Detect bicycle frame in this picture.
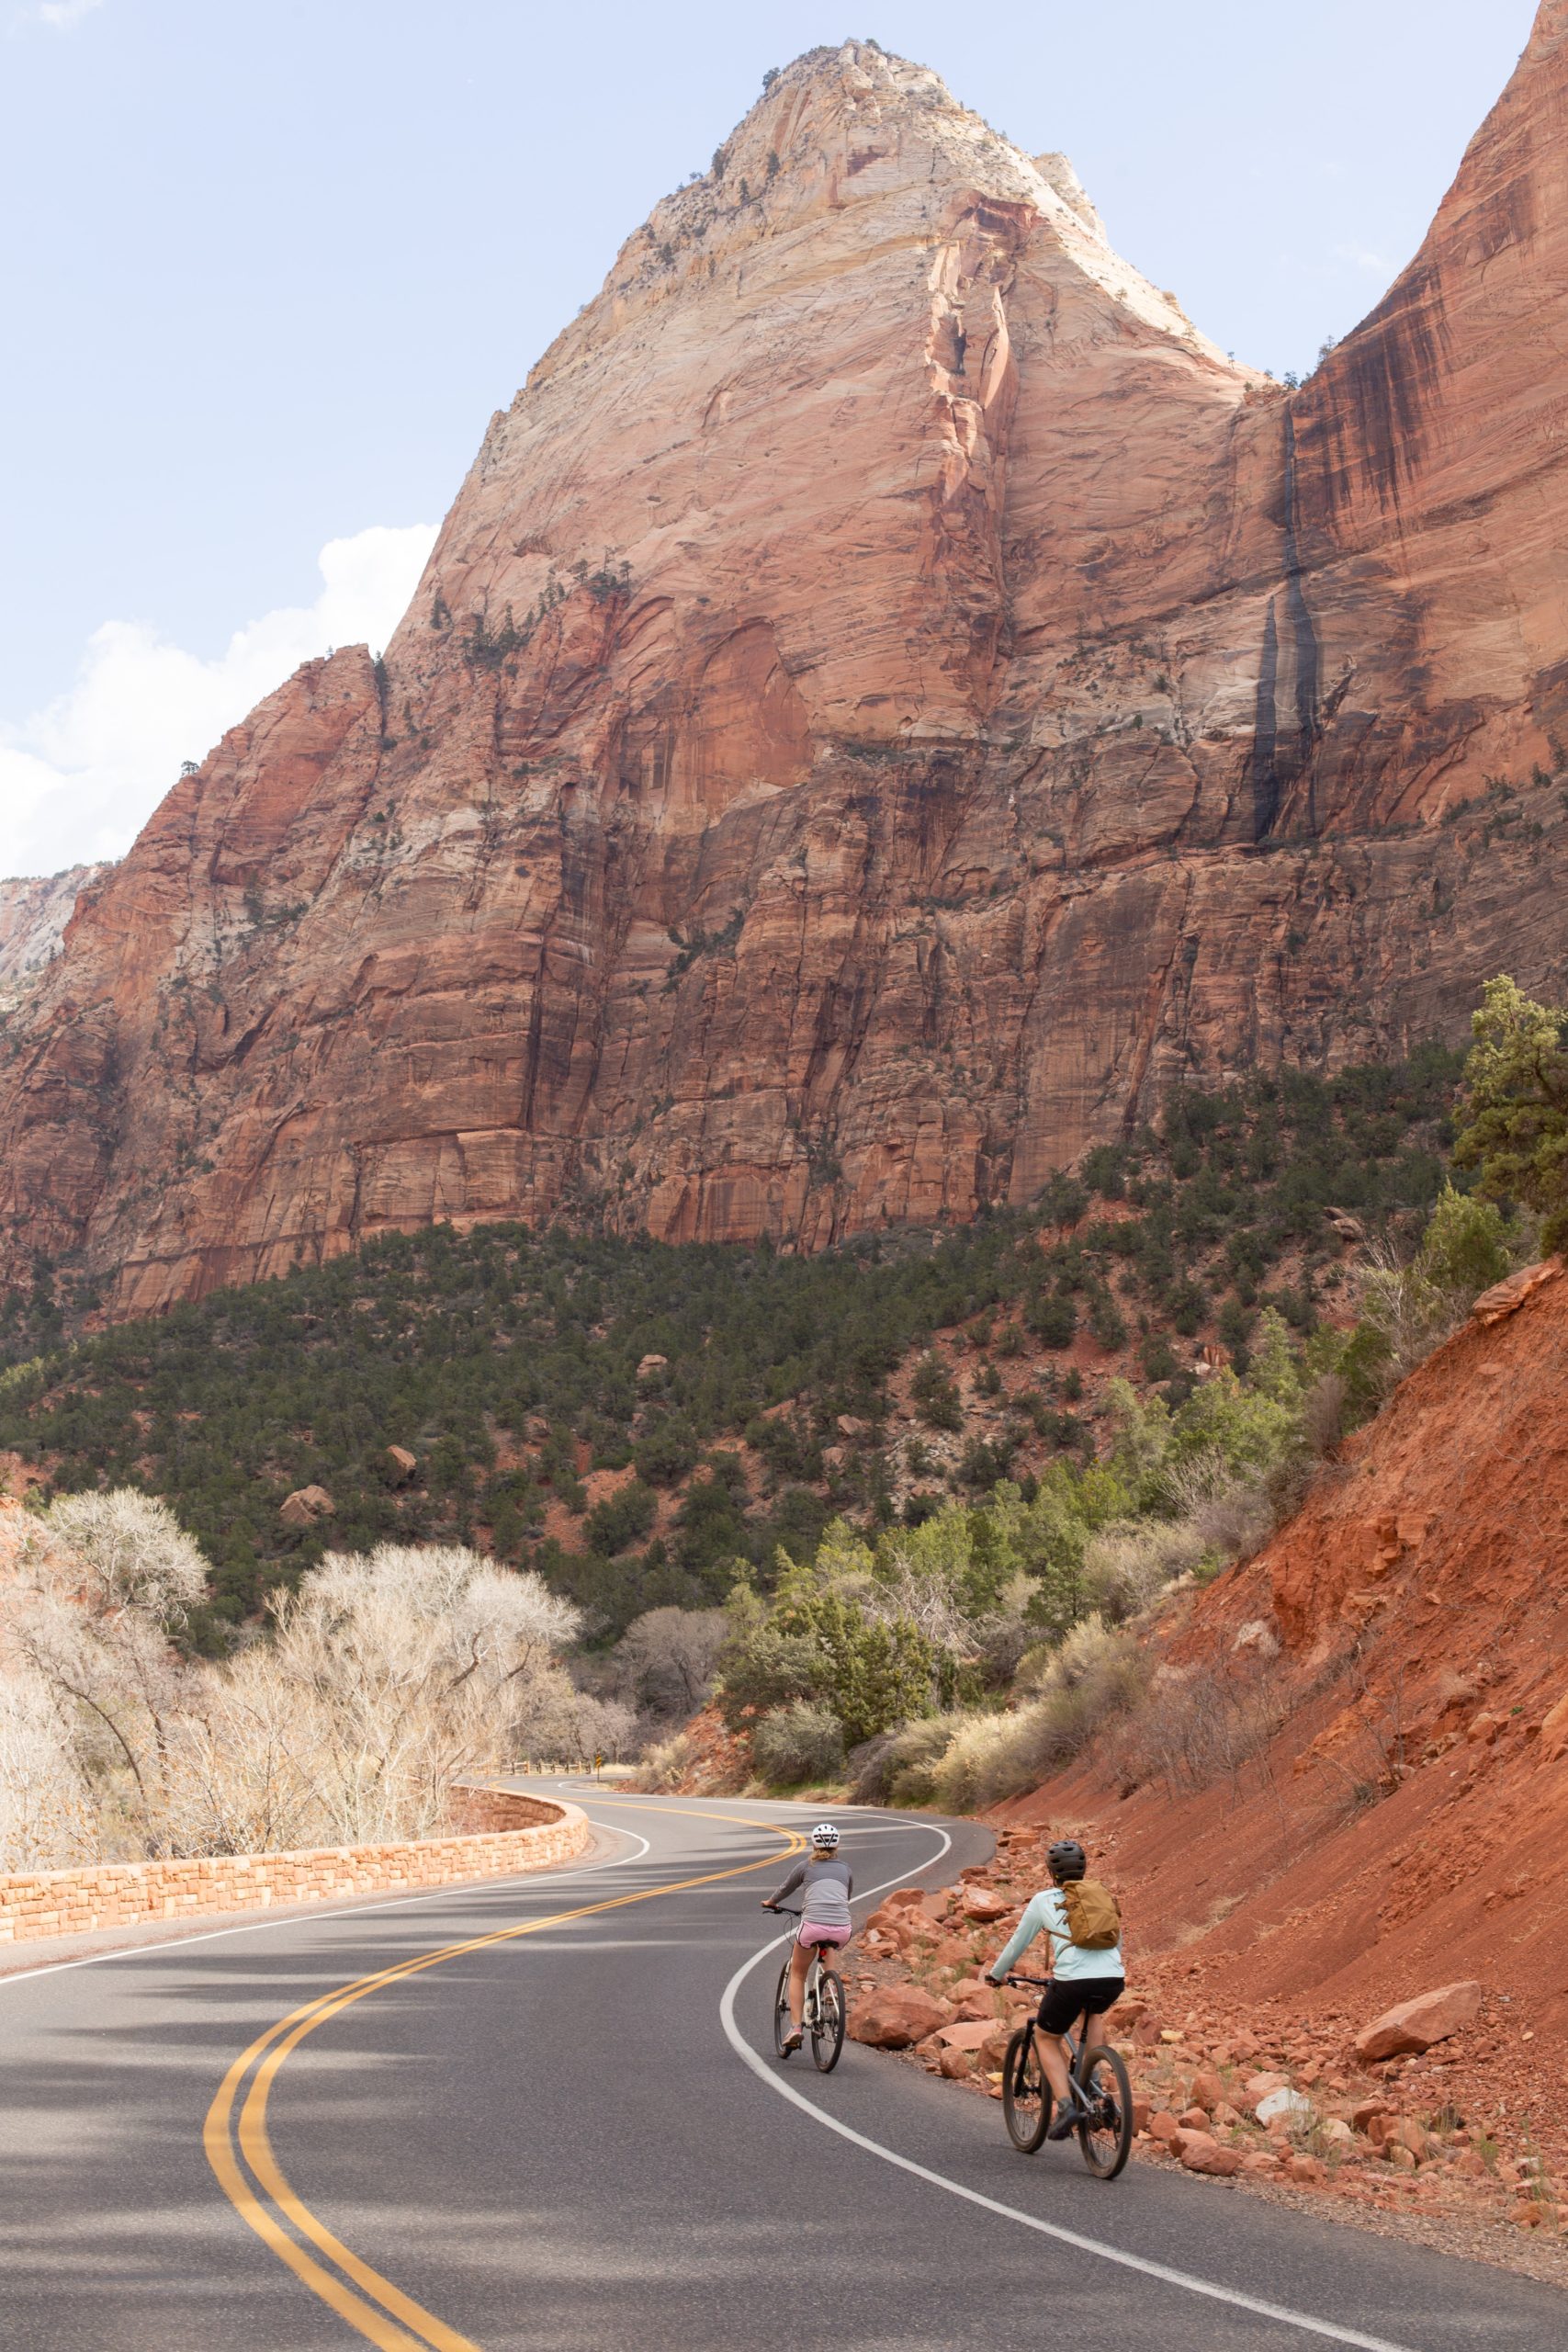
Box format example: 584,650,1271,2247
765,1905,832,2020
1007,1973,1100,2090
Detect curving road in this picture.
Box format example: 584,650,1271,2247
1,1792,1563,2351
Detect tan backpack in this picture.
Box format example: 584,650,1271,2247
1060,1878,1121,1950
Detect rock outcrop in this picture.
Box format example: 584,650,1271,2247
0,865,108,1003
5,17,1568,1308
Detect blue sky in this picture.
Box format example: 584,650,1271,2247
0,0,1540,876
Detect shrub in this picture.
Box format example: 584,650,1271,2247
636,1731,694,1792
930,1618,1145,1808
1089,1290,1128,1351
1027,1294,1077,1348
632,1418,699,1487
583,1479,658,1556
1110,1655,1285,1800
911,1353,963,1431
1353,1179,1519,1403
1081,1519,1206,1620
847,1715,958,1804
751,1701,844,1786
1417,1180,1513,1296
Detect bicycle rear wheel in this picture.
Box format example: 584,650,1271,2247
773,1960,795,2060
1002,2027,1052,2152
811,1969,846,2072
1076,2046,1133,2178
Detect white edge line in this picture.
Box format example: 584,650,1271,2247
718,1815,1421,2352
0,1828,653,1987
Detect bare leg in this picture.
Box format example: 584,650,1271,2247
1033,2030,1074,2103
787,1941,812,2032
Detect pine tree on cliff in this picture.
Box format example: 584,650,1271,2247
1453,977,1568,1255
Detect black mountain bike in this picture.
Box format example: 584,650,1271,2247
764,1906,846,2073
1000,1973,1133,2179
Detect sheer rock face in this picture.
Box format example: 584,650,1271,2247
0,865,108,1001
5,18,1568,1311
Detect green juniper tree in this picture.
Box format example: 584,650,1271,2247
1453,976,1568,1254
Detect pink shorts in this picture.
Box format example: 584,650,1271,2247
799,1921,852,1949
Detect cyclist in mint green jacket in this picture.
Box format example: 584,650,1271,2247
987,1838,1124,2140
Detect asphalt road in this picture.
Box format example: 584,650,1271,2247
2,1792,1563,2351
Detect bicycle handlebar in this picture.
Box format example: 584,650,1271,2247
766,1905,802,1917
1006,1972,1050,1986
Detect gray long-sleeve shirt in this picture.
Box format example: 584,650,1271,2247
768,1856,853,1929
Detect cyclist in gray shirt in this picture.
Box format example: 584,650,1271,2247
763,1824,853,2052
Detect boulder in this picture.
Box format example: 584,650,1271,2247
847,1985,952,2049
1256,2086,1315,2129
1178,2106,1212,2132
1242,2073,1289,2102
1287,2154,1327,2185
950,1992,998,2023
938,2045,975,2079
1173,2131,1244,2177
933,2020,996,2052
1353,1983,1483,2063
1540,1690,1568,1761
960,1884,1010,1925
636,1353,669,1381
1188,2069,1226,2111
279,1484,334,1526
1146,2109,1180,2144
385,1443,417,1480
1471,1258,1562,1326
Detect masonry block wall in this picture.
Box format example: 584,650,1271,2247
0,1787,589,1946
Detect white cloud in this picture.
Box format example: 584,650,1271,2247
0,523,436,881
1336,241,1393,277
25,0,106,26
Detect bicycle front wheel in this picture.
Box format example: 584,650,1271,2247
773,1960,795,2060
811,1970,845,2073
1077,2045,1133,2178
1002,2027,1052,2152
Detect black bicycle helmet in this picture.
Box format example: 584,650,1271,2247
1047,1838,1088,1881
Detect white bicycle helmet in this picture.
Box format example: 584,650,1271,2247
809,1822,840,1849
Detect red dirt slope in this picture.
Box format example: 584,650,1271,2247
1000,1261,1568,2161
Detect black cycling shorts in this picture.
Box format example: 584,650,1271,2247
1036,1976,1124,2037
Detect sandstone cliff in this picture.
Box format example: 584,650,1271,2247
5,17,1568,1310
0,865,108,1005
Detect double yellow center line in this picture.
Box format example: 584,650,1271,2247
203,1804,803,2351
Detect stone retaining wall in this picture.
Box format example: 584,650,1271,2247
0,1785,588,1946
